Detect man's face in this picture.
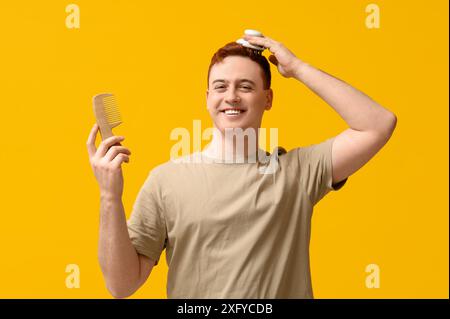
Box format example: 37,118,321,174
206,56,273,133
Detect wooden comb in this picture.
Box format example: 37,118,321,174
92,93,122,141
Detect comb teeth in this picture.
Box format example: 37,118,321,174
102,95,122,125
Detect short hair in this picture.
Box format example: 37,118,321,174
207,41,271,90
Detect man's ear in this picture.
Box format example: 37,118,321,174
205,89,209,109
265,88,273,110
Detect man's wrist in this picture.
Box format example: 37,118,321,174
293,59,310,82
100,192,122,204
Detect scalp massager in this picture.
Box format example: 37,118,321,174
236,29,265,51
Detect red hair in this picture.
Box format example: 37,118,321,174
207,42,271,90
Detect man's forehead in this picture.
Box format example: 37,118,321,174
209,57,262,83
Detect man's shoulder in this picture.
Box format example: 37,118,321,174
287,138,334,158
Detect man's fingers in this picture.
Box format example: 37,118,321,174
97,135,126,158
244,35,271,47
86,123,99,158
104,146,132,162
244,35,280,53
111,153,130,169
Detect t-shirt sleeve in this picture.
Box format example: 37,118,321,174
127,169,167,266
296,137,348,206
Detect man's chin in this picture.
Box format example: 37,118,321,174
212,117,259,134
216,123,256,134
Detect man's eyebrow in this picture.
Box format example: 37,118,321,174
212,79,256,85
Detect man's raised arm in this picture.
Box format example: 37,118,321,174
243,34,397,184
292,62,397,184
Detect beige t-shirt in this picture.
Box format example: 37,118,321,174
126,137,347,298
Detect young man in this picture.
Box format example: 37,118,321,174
87,33,397,299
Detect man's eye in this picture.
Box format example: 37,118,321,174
214,86,251,90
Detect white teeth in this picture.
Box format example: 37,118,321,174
224,109,242,115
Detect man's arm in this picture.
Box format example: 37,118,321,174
293,62,397,184
87,124,155,298
242,34,397,184
98,197,155,298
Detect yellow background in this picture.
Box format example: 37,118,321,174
0,0,448,298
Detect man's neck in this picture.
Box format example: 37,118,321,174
203,127,262,162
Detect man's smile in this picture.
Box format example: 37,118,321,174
221,111,246,117
220,108,247,116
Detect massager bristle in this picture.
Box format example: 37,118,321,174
92,93,123,140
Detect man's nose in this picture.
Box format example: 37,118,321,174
225,89,241,105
